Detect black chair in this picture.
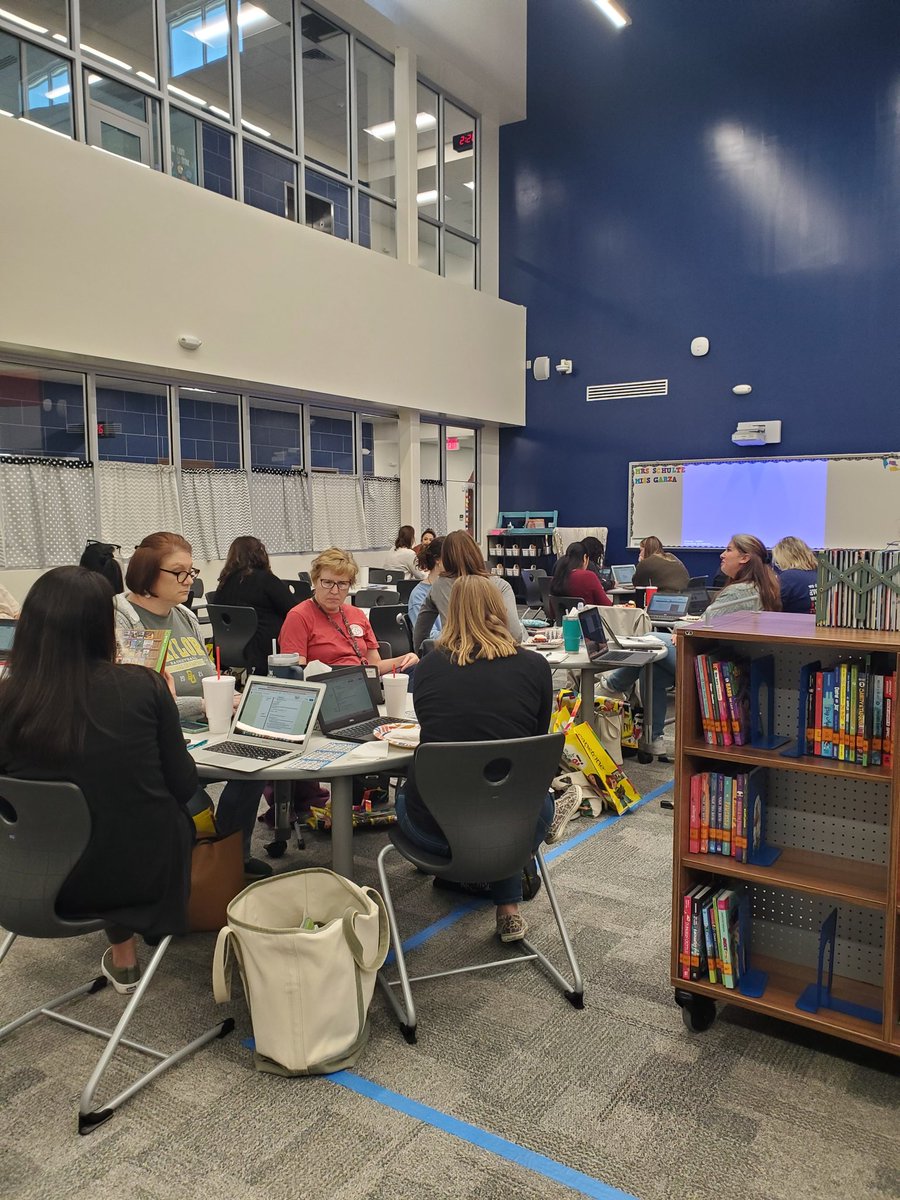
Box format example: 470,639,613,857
521,568,546,610
205,589,217,604
538,575,555,621
206,604,258,669
368,568,405,586
549,594,582,622
0,776,231,1134
687,575,707,588
297,571,311,585
280,579,311,603
376,639,392,660
369,605,413,656
376,734,583,1043
419,638,436,656
354,588,401,608
185,576,204,611
395,578,418,605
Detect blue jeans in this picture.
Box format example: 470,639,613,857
215,780,267,859
604,632,676,740
395,790,554,906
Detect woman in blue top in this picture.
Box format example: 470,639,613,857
772,536,818,614
407,536,444,640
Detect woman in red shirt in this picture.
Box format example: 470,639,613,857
549,542,612,609
280,547,417,674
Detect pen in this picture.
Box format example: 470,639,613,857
190,739,209,750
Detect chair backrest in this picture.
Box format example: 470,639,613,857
550,594,581,621
419,638,436,656
538,575,555,620
206,604,259,668
687,575,707,588
280,579,311,603
377,640,392,660
395,578,418,604
521,568,546,607
0,776,107,939
407,734,565,882
369,568,404,585
297,571,312,584
368,605,413,655
191,577,205,599
354,588,401,608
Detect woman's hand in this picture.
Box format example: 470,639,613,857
388,652,418,673
162,666,178,700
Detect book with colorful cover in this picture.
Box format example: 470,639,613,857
690,885,712,981
804,667,817,754
681,885,703,980
813,670,824,756
871,672,884,766
856,659,869,765
116,627,171,673
745,767,766,862
884,674,894,768
721,659,750,745
821,669,834,757
711,660,733,747
716,888,742,990
689,774,701,855
694,656,716,744
848,663,859,761
700,895,719,984
699,772,710,854
733,772,747,862
721,774,733,858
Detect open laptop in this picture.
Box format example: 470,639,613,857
577,606,659,666
315,664,387,743
646,592,692,626
190,676,326,773
610,564,636,587
0,618,15,665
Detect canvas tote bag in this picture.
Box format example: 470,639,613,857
212,868,389,1075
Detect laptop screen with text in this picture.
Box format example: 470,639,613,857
647,593,690,618
234,679,322,742
317,666,379,731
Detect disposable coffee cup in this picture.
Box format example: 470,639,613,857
382,673,410,720
202,675,236,734
268,652,301,679
644,586,658,605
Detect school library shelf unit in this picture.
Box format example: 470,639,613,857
486,510,558,600
671,611,900,1056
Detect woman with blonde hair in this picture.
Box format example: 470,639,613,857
631,535,690,593
399,575,579,943
771,535,818,614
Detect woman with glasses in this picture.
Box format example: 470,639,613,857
279,547,418,674
114,532,272,878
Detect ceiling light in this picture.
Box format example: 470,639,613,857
87,74,102,84
44,84,71,100
80,44,133,71
0,7,47,33
208,105,230,119
416,189,438,205
136,70,156,84
365,112,437,141
188,3,277,46
168,84,207,106
241,118,271,137
590,0,631,29
51,33,67,43
464,180,475,190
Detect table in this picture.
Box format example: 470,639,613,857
194,728,413,880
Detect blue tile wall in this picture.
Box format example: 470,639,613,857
97,386,169,464
0,380,85,458
310,414,353,473
180,395,240,467
244,143,294,218
306,169,351,240
202,124,233,197
358,192,371,247
250,405,302,469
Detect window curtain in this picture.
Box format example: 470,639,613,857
250,470,313,554
310,473,366,550
181,468,252,561
361,476,401,548
420,480,447,536
96,461,181,555
0,457,97,569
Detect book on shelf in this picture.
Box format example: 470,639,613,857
680,883,749,990
687,767,765,864
693,654,750,746
798,658,894,766
116,627,171,673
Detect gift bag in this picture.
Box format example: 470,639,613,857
212,868,389,1075
552,703,642,815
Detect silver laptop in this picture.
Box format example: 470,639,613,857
191,676,326,773
577,607,659,666
610,564,636,587
0,617,15,665
646,592,691,625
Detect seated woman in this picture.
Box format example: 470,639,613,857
214,535,295,673
0,566,196,994
601,534,781,756
383,526,425,580
398,575,577,943
114,532,271,878
279,547,418,674
581,535,606,581
407,536,444,641
549,541,612,610
772,536,818,614
412,530,524,652
413,528,437,559
631,536,690,593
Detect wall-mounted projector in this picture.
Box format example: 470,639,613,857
732,420,781,448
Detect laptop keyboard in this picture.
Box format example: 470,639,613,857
595,649,644,663
333,715,384,740
205,741,288,760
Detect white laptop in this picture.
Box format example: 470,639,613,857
610,564,636,587
190,675,326,773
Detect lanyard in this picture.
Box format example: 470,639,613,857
314,599,367,663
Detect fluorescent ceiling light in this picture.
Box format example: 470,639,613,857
136,70,156,84
590,0,631,29
87,73,102,84
52,33,68,43
208,105,230,119
80,43,133,71
188,3,277,46
464,180,475,190
416,189,438,205
365,112,437,141
168,83,207,106
0,7,47,34
20,118,70,138
44,84,71,100
241,118,271,137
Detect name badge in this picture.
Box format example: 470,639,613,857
349,623,365,638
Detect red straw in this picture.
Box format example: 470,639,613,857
215,646,221,680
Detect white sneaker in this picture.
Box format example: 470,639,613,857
647,733,675,759
545,783,584,843
595,673,627,701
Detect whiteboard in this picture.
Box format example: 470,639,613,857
628,454,900,550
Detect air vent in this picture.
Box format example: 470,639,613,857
586,379,668,401
302,47,335,62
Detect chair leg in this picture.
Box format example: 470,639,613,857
375,843,417,1042
519,847,584,1007
0,929,17,968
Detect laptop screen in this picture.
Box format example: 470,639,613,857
647,593,690,618
234,679,322,743
317,666,378,731
611,564,635,586
577,607,609,659
0,618,15,658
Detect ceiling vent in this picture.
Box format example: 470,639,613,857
585,379,668,402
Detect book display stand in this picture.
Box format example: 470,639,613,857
671,611,900,1055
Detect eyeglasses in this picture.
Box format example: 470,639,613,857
317,578,351,593
159,567,200,584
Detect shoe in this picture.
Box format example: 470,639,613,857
496,911,528,943
545,782,584,844
647,733,675,759
243,857,274,879
432,877,491,896
101,948,141,995
595,673,628,701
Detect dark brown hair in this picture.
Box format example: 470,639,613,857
394,525,416,550
218,535,271,586
125,532,192,597
417,536,444,572
440,530,488,578
725,533,782,611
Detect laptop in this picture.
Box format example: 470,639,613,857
577,607,660,666
306,662,383,708
610,564,636,587
0,618,15,665
190,676,326,773
646,592,691,625
315,664,387,743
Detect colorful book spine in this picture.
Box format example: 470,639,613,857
721,775,732,858
856,661,868,766
701,897,719,984
716,889,737,990
813,670,824,756
690,886,711,982
821,670,834,757
805,668,816,754
694,656,716,744
711,661,733,747
884,674,894,768
681,887,698,980
699,772,710,854
733,772,746,861
689,774,701,855
871,672,884,766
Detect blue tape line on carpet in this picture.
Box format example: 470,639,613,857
331,1071,638,1200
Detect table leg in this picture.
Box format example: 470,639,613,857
638,663,654,755
272,779,292,837
330,776,354,880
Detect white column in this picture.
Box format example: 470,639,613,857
479,424,500,547
398,410,421,534
394,46,418,268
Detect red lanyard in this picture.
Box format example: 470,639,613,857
315,600,367,663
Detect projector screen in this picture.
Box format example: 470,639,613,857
628,454,900,549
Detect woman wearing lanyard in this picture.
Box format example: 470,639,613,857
279,547,418,674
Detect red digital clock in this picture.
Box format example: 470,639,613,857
452,130,474,153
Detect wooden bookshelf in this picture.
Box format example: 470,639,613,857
670,612,900,1055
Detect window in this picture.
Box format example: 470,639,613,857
170,105,233,195
79,0,157,84
178,387,240,468
415,82,438,218
300,5,348,176
305,168,350,239
420,422,441,480
309,406,354,474
359,194,396,258
85,71,161,169
0,31,73,136
355,41,394,200
0,361,85,459
243,141,295,218
249,397,302,469
238,0,293,151
165,0,231,116
416,81,479,286
0,2,67,43
417,219,438,274
96,377,170,464
445,424,476,536
443,100,475,236
359,414,398,478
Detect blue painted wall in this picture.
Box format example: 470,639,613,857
499,0,900,577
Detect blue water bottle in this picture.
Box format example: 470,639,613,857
562,613,581,653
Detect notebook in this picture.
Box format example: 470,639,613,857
577,607,659,666
0,618,15,664
610,564,636,586
314,664,386,743
646,592,691,623
190,676,326,773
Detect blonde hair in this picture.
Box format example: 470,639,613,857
310,547,359,587
772,536,818,572
437,575,518,666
